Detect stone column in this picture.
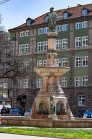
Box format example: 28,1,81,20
46,32,58,67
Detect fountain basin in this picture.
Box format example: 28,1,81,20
34,66,70,77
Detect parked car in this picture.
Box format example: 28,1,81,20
83,110,92,118
10,107,24,116
1,107,10,114
24,109,31,116
72,113,78,117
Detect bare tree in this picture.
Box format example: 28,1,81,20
0,30,27,80
0,0,10,5
0,12,27,107
0,30,29,107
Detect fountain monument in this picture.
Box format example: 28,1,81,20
29,7,74,120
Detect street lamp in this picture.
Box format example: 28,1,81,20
20,98,26,112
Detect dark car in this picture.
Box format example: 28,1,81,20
10,107,24,116
1,107,10,114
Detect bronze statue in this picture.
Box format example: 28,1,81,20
48,7,56,32
38,102,48,115
50,103,55,114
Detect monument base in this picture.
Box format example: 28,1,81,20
48,114,58,120
28,94,74,120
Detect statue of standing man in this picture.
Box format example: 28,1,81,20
48,7,56,32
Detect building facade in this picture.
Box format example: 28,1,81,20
9,4,92,116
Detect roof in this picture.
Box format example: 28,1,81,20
9,3,92,31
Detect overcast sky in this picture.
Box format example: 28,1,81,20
0,0,92,31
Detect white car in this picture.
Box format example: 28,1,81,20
24,109,31,116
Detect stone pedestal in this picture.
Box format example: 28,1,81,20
48,114,58,120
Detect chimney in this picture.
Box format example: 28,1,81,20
77,4,81,6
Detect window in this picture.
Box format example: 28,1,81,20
56,40,61,49
25,30,29,36
24,79,28,88
0,84,2,88
43,60,46,66
19,44,29,54
75,57,81,67
3,93,8,98
62,58,67,67
36,79,42,88
62,39,68,49
75,77,81,87
75,22,81,29
37,42,43,51
0,93,2,98
62,24,67,31
27,20,31,26
57,59,61,66
20,31,24,37
19,45,24,54
78,95,85,106
63,13,68,19
37,60,46,66
43,41,48,51
75,37,81,47
62,77,67,87
24,62,29,70
37,60,42,66
38,28,43,34
82,76,88,86
18,80,23,88
44,27,48,33
82,21,88,28
0,92,8,99
25,44,29,53
45,16,48,22
57,25,62,32
18,79,29,88
82,56,88,67
82,36,88,47
82,9,87,16
3,83,8,88
76,21,88,29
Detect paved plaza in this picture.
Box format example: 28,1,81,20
0,133,61,139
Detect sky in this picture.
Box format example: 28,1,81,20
0,0,92,31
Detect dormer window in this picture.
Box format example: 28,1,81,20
45,16,48,22
63,13,68,19
82,9,87,16
26,18,31,26
27,20,31,26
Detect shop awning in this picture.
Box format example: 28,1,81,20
17,95,26,101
